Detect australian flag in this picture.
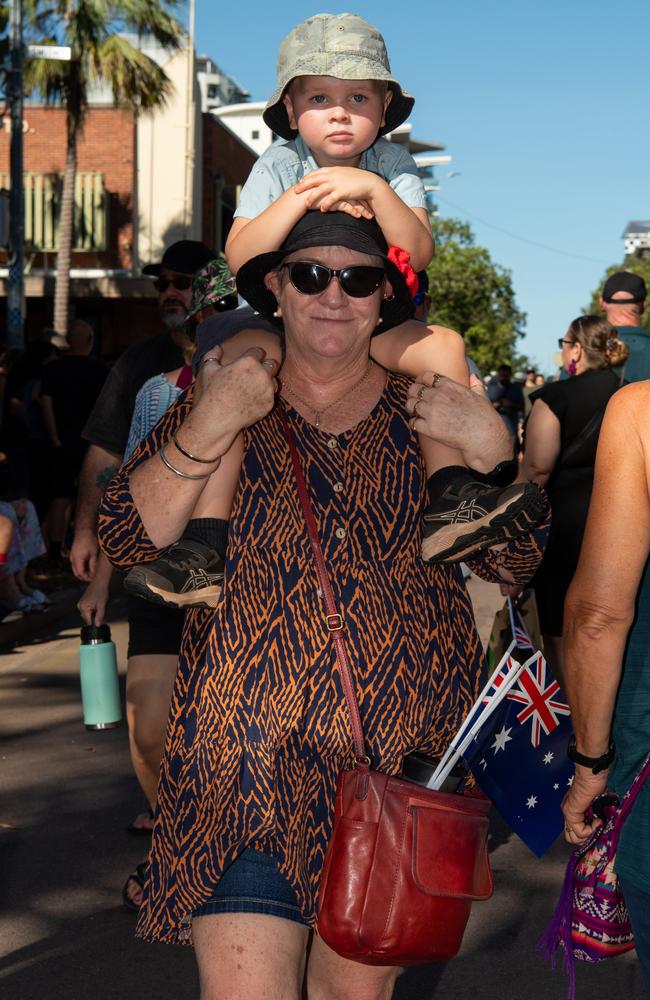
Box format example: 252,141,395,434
507,596,535,653
463,651,573,857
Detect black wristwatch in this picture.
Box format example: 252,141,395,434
567,735,615,774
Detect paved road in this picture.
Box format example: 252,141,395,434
0,581,642,999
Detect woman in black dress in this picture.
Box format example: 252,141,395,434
519,315,628,682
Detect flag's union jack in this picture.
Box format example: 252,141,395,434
482,654,518,706
506,652,570,747
512,612,534,651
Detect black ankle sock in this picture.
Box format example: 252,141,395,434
426,466,472,504
185,518,228,557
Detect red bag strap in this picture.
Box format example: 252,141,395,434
175,364,193,389
277,402,368,764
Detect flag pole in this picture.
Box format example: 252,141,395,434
425,639,517,789
506,595,518,641
427,654,526,789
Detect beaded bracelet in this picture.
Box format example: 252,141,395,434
160,443,212,480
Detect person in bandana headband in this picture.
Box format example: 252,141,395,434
187,258,238,323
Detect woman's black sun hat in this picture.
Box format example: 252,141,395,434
236,212,414,331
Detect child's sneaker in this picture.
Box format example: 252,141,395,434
422,477,547,563
124,538,224,609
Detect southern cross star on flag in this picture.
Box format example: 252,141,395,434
462,651,573,857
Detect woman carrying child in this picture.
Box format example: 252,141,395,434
128,13,545,611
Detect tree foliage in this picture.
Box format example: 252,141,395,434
425,217,529,374
22,0,184,332
588,257,650,327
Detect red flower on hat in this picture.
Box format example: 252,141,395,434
387,246,419,298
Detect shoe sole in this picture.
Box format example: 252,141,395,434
422,484,546,563
124,567,222,609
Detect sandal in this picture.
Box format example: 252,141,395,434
122,860,148,912
126,809,154,836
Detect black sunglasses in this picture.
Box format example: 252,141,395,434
557,338,574,348
280,261,385,298
154,275,193,293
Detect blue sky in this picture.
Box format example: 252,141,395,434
194,0,649,371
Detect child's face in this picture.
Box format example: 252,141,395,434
283,76,392,167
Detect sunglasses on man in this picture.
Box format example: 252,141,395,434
154,275,193,293
280,261,385,298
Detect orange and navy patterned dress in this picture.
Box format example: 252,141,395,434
99,374,547,944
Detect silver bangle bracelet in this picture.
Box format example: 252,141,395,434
173,432,222,465
159,443,212,480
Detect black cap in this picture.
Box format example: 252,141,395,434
142,240,215,277
602,271,647,304
80,623,112,644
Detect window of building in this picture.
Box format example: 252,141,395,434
251,129,259,140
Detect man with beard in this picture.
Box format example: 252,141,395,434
70,240,214,581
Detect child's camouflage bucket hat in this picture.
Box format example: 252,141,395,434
188,259,236,317
263,13,414,142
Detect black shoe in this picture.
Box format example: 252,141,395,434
124,537,225,608
422,479,547,563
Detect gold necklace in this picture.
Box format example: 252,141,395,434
281,361,374,429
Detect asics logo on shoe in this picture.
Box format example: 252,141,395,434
424,498,489,525
180,567,225,593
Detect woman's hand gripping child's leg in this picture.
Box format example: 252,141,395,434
371,320,546,563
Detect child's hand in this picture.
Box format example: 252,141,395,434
294,167,380,218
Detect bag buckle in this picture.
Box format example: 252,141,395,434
326,612,344,632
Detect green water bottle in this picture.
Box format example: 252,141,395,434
79,622,121,730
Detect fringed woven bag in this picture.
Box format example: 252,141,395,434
537,751,650,999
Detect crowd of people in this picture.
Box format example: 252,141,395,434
3,10,650,998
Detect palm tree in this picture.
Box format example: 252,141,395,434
23,0,183,333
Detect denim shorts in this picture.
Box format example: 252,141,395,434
191,847,307,926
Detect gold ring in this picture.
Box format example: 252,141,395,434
431,372,442,387
200,355,221,367
416,385,426,403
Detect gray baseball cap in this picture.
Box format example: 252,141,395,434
263,13,414,142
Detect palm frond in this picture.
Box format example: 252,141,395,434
23,0,182,116
113,0,183,50
94,34,175,109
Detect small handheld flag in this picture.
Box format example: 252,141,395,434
462,652,573,857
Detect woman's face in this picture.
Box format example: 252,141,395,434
561,330,577,374
265,245,385,363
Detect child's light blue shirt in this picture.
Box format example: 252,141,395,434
235,135,427,220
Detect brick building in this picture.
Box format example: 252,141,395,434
0,43,256,355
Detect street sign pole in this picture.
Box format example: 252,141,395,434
7,0,25,350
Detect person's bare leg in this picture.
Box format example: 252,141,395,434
0,514,13,556
307,933,401,1000
125,653,178,808
192,913,308,1000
